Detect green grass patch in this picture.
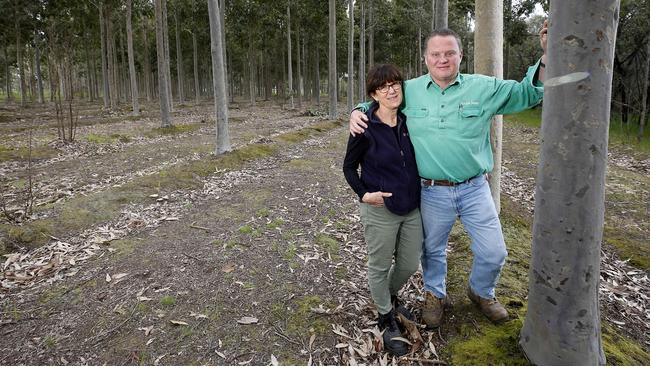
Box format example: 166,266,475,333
314,233,340,260
160,295,176,306
86,133,131,144
145,124,201,137
0,144,58,163
602,325,650,365
284,295,331,337
604,227,650,270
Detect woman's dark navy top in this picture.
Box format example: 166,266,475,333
342,102,421,215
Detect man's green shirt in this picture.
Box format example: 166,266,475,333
357,61,544,182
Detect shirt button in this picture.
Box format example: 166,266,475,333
441,105,445,108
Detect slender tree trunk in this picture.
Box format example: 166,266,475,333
328,0,337,119
474,0,503,213
193,31,200,103
106,9,118,108
435,0,448,29
296,33,302,108
143,21,152,102
417,26,422,76
286,3,294,109
359,0,366,100
127,0,140,115
207,0,231,154
431,0,435,31
248,40,255,105
155,0,171,127
347,0,354,112
15,6,26,106
520,1,620,364
34,31,44,104
4,47,12,101
315,46,320,106
99,4,110,107
637,39,650,142
174,8,184,102
162,0,173,111
219,0,228,101
368,0,374,70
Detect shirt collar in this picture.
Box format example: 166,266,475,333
425,73,463,91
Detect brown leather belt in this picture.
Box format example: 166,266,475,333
421,175,482,187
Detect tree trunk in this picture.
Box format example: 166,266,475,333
106,9,118,108
4,47,12,101
127,0,140,115
347,0,354,112
296,32,302,108
247,41,255,105
474,0,503,213
286,3,294,109
359,0,366,100
328,0,337,119
15,5,27,106
143,21,152,102
207,0,231,154
368,0,374,70
174,8,184,102
315,46,320,106
219,0,228,101
193,30,200,103
162,0,173,111
155,0,171,127
519,1,620,364
417,26,422,76
434,0,448,29
99,2,110,108
637,39,650,142
431,0,435,31
34,31,44,104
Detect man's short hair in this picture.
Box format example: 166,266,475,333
424,28,463,53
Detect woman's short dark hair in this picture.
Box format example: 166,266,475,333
366,64,404,98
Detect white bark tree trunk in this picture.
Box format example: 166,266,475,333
328,0,337,119
287,3,294,109
208,0,231,154
359,0,366,100
126,0,140,115
637,39,650,142
434,0,448,29
347,0,354,112
155,0,171,127
520,1,620,364
474,0,503,213
174,9,184,102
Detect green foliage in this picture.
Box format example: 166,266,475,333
160,295,176,307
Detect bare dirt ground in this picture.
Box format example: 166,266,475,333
0,100,648,365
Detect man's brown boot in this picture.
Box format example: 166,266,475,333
421,292,446,328
467,287,509,324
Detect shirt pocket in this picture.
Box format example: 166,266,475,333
403,107,429,118
457,105,486,139
459,105,483,119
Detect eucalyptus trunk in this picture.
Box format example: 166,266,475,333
127,0,140,115
474,0,503,213
4,47,12,101
15,6,27,106
637,39,650,143
99,2,110,108
155,0,171,127
162,0,173,111
520,1,620,364
296,33,302,108
368,0,374,70
347,0,354,112
315,46,320,106
174,9,184,102
193,31,200,103
434,0,448,29
143,22,152,101
328,0,337,119
286,3,294,109
34,31,44,104
207,0,231,154
359,0,366,100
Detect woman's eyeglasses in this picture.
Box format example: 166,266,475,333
376,83,402,94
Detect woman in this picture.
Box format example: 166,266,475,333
342,64,422,356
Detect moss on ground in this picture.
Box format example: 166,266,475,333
0,144,58,162
86,133,131,144
284,295,331,337
144,124,201,137
444,196,650,365
314,233,340,260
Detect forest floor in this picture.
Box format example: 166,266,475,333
0,100,648,365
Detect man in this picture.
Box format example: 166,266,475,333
349,24,547,327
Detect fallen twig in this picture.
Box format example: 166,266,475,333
190,222,210,231
404,357,447,365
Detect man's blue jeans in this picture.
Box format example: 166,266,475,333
420,174,507,299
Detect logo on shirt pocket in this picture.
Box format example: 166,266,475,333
403,107,429,118
459,104,483,118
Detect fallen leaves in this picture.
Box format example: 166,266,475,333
236,316,258,325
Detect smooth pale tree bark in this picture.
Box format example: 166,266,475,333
328,0,337,119
474,0,503,213
637,39,650,143
286,3,294,109
434,0,448,29
106,11,118,108
34,31,44,104
174,8,184,102
347,0,354,112
4,47,12,101
368,0,374,70
143,22,152,101
207,0,231,154
219,0,228,101
417,26,422,76
126,0,140,115
431,0,435,31
193,31,200,103
15,6,26,106
315,46,320,105
297,34,302,108
99,2,110,107
519,1,620,364
162,0,173,111
359,0,366,100
155,0,171,127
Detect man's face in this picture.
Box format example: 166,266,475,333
424,35,463,85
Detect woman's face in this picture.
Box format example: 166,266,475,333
371,81,402,110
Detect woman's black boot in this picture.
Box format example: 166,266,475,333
378,310,409,356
